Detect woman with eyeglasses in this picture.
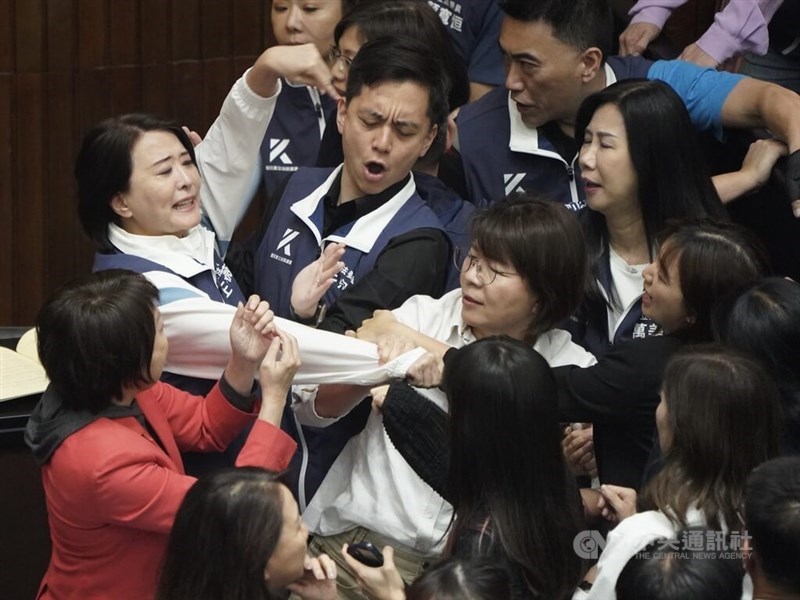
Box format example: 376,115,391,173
294,195,595,596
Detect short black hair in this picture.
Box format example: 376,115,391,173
345,35,449,132
334,0,469,109
616,532,745,600
75,114,196,252
499,0,613,59
745,457,800,594
36,269,160,413
471,194,588,341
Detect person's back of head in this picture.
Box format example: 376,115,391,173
643,344,782,531
715,277,800,453
616,533,744,600
35,269,160,413
406,559,513,600
334,0,468,111
157,467,285,600
345,35,449,134
745,456,800,597
498,0,612,59
442,336,585,599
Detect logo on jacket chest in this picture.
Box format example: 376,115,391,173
265,138,298,173
269,228,300,266
504,173,527,196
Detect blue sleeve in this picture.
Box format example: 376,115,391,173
648,59,745,140
467,0,505,86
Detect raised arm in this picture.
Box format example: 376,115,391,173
197,44,340,246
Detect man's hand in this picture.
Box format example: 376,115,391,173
291,242,346,319
619,22,661,56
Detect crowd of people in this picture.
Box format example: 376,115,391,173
22,0,800,598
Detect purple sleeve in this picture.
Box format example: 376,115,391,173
695,0,784,63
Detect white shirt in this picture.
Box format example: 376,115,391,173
576,506,755,600
607,246,648,341
302,289,597,554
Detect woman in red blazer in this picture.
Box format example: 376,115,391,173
24,269,300,599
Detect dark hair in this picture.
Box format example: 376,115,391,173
714,277,800,453
334,0,469,110
499,0,613,59
745,457,800,594
157,467,285,600
442,337,585,599
641,345,782,531
406,559,513,600
36,269,159,413
656,220,770,342
76,113,196,252
470,194,587,341
345,35,449,133
616,532,745,600
575,80,727,309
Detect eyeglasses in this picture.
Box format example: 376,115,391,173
328,46,353,72
453,248,520,286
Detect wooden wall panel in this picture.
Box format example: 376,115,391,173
13,74,45,323
0,0,13,72
47,0,76,71
77,0,107,68
15,0,44,73
44,70,78,301
110,1,140,66
171,0,200,60
0,75,12,322
2,1,272,325
140,0,170,64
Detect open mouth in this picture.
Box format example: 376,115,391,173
173,197,196,211
364,161,387,181
583,179,601,193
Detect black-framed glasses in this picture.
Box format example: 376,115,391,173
328,46,353,71
453,247,519,286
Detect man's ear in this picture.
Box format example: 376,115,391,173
336,98,347,135
110,193,131,219
445,116,457,153
579,47,604,83
420,124,438,158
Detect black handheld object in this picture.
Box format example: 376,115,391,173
346,541,384,567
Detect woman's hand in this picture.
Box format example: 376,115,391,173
371,385,390,412
740,138,789,191
341,544,406,600
224,296,276,394
230,295,276,364
375,333,417,365
291,242,346,319
258,330,301,425
406,352,444,388
562,424,597,478
356,310,401,342
286,554,337,600
597,484,638,523
250,43,341,100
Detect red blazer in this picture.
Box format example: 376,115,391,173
36,381,296,600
